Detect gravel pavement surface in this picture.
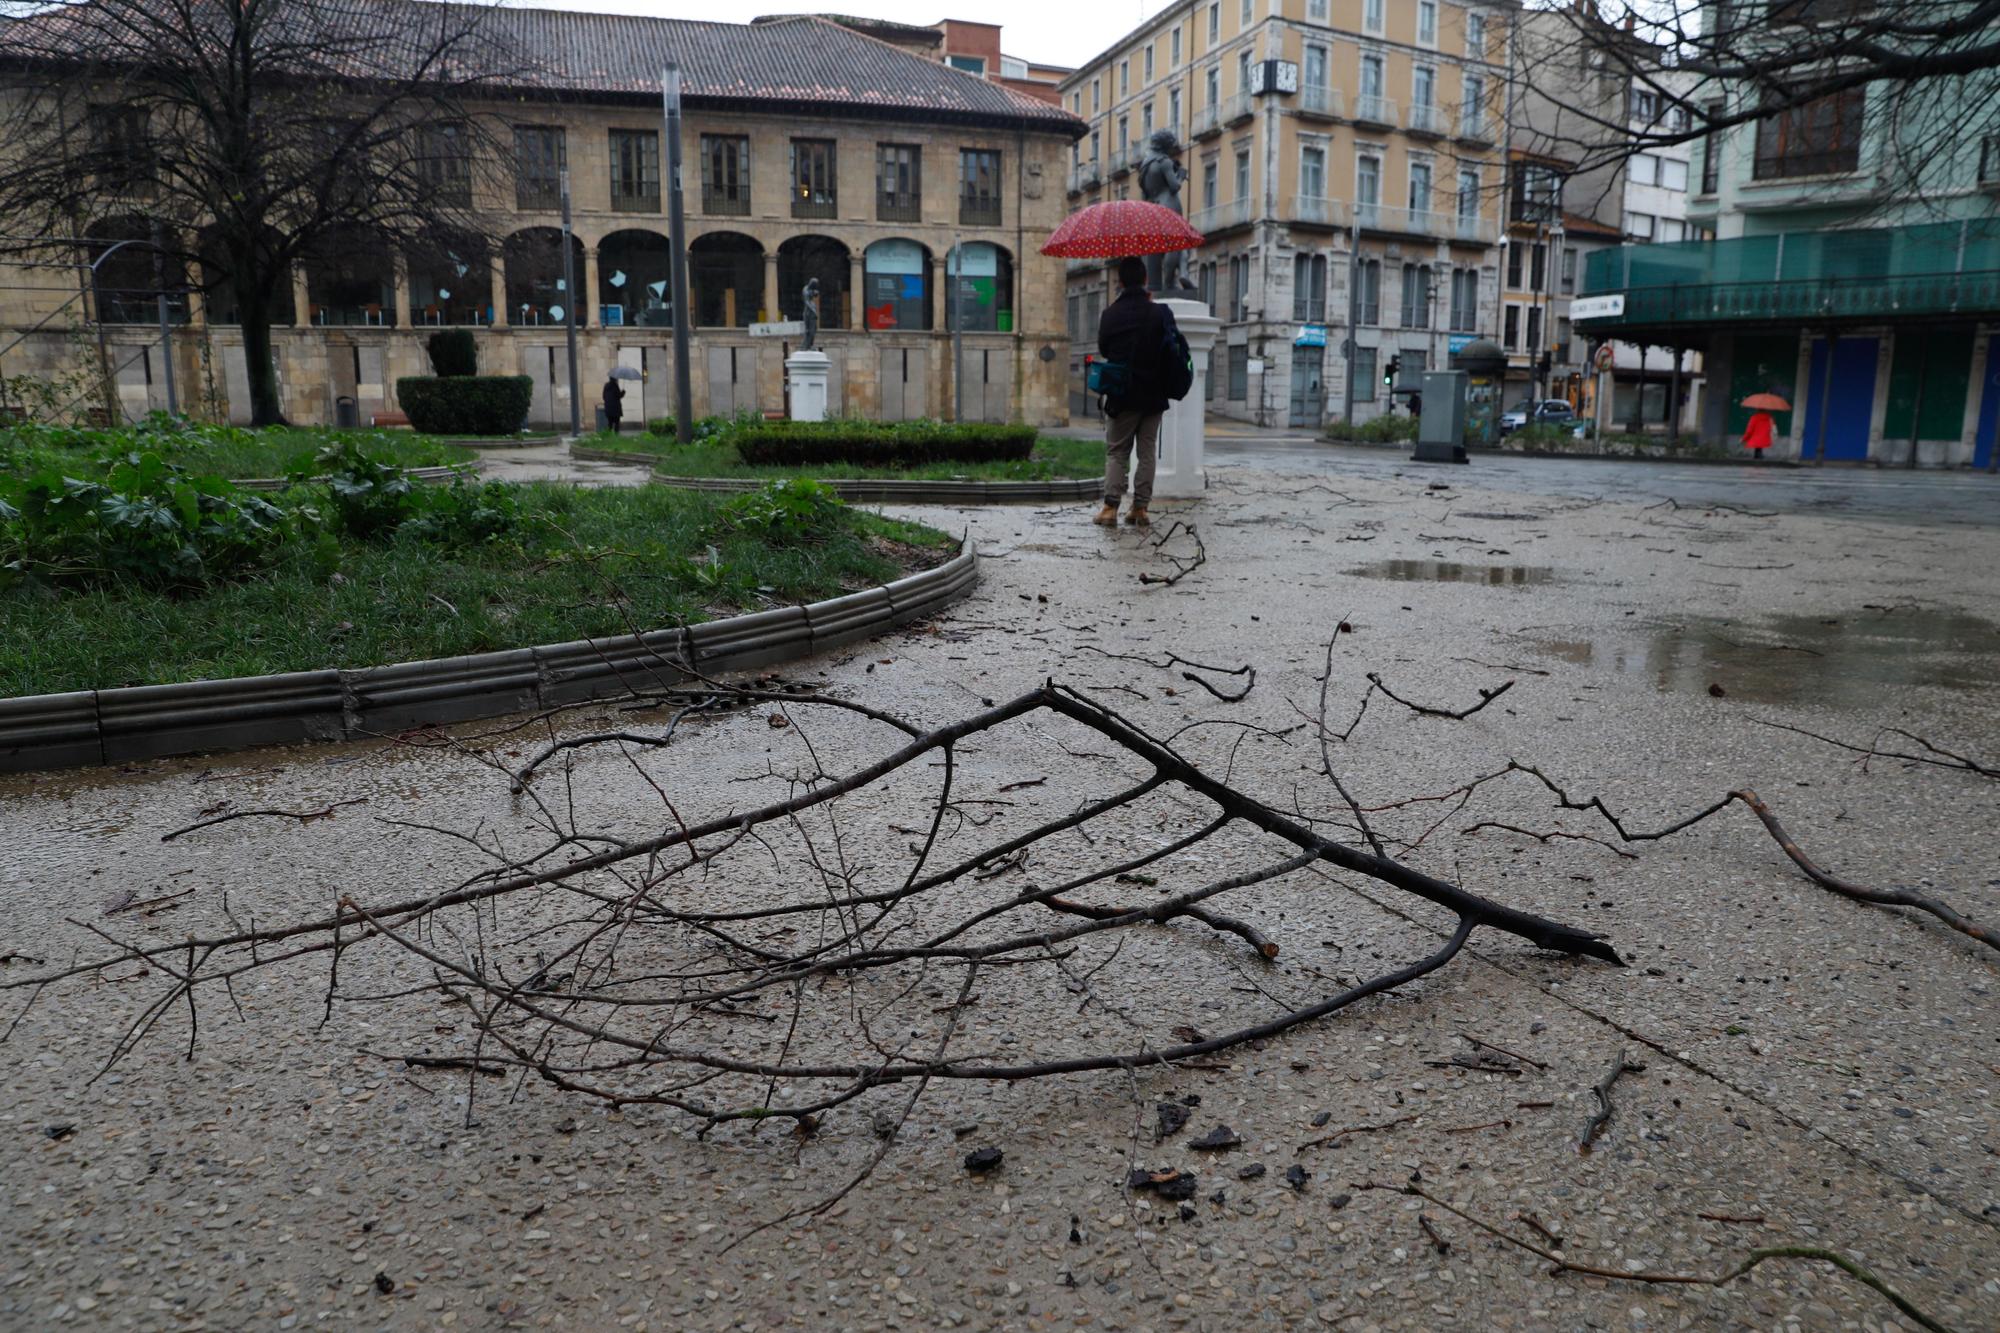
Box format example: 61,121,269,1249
4,453,1997,1332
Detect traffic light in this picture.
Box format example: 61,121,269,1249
1383,354,1399,388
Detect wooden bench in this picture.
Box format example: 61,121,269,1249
370,411,411,429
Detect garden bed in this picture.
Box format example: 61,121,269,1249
1,471,954,696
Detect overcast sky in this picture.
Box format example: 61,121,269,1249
511,0,1182,71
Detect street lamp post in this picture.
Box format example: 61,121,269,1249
662,65,695,444
559,169,581,436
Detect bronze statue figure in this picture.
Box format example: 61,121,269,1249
1138,130,1195,294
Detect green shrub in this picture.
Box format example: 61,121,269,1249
396,376,532,435
426,329,479,377
1325,414,1419,443
1509,424,1580,448
646,414,737,443
733,419,1036,468
712,478,846,544
0,451,289,589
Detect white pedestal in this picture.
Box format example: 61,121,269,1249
786,350,831,423
1155,297,1218,498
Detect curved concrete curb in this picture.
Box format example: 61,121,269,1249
232,463,479,492
571,445,665,466
652,472,1102,504
459,435,561,450
0,542,977,774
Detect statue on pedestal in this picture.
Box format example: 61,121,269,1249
1137,131,1195,294
800,277,820,352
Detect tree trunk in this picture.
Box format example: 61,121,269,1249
235,271,288,427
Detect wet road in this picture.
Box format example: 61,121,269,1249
1178,423,2000,526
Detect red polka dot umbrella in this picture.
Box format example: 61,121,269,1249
1040,199,1205,258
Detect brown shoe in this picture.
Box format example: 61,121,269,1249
1125,507,1150,527
1092,503,1119,526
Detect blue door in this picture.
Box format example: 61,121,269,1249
1799,337,1878,462
1976,340,2000,469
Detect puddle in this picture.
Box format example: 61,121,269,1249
1528,608,1999,707
1346,560,1556,586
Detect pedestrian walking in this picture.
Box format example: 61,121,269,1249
1742,410,1774,461
602,376,626,434
1093,257,1172,527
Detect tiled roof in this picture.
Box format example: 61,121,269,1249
473,7,1082,133
0,2,1084,136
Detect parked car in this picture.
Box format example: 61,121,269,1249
1498,399,1578,435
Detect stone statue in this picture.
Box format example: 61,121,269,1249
800,277,820,351
1137,130,1195,294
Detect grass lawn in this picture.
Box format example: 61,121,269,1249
1,426,474,481
0,484,954,695
587,430,1105,482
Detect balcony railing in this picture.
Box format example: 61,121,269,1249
1068,161,1102,193
1353,203,1444,237
1191,104,1221,138
960,198,1002,226
877,195,922,223
1451,212,1499,244
1109,145,1135,175
703,190,750,217
1457,111,1494,142
1352,94,1397,127
1298,85,1343,119
793,195,838,220
1191,197,1253,232
1406,103,1445,136
1221,92,1254,125
1289,195,1345,227
611,187,661,213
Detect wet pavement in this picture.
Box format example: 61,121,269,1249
3,447,1998,1331
1055,418,2000,527
471,439,653,487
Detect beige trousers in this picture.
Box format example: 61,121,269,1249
1103,410,1163,507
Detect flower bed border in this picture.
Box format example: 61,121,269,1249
0,541,976,774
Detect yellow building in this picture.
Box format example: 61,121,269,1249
1059,0,1509,427
0,13,1084,428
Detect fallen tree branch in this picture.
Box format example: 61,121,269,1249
160,799,366,842
1749,718,1998,780
1357,1182,1957,1333
1367,673,1515,720
1138,521,1207,587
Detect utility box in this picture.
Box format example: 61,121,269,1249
1412,369,1468,464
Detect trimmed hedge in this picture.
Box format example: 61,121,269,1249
396,376,533,435
733,420,1036,468
426,329,479,377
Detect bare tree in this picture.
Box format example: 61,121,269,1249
1502,0,2000,216
0,0,532,424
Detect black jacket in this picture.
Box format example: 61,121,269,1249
603,381,625,415
1097,288,1171,416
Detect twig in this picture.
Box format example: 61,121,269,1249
1462,821,1639,860
1748,718,1998,780
161,799,366,842
1357,1183,1956,1333
1418,1213,1450,1255
1367,673,1515,720
1138,522,1207,587
1458,1032,1549,1070
1578,1048,1645,1153
1296,1114,1417,1153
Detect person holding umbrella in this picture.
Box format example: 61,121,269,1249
1040,197,1205,528
1740,391,1788,462
604,365,642,434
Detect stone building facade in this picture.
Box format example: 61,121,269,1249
0,13,1083,429
1058,0,1509,427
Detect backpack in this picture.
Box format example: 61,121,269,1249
1158,308,1194,402
1086,357,1130,398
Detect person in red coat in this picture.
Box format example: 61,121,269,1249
1742,410,1775,462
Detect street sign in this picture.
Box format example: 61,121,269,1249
1294,323,1327,347
1569,293,1625,321
1447,333,1475,355
749,320,804,338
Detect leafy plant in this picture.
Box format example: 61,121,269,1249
400,478,519,546
645,414,738,443
712,478,846,545
312,440,417,538
1325,414,1419,443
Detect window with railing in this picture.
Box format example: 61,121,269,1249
609,129,660,212
1981,133,2000,185
1400,262,1432,328
701,135,750,215
1356,258,1380,324
1352,345,1376,401
792,139,837,218
420,121,472,208
1753,88,1863,179
960,148,1002,225
1510,162,1562,222
514,126,565,211
1228,255,1249,321
1503,303,1520,350
1202,160,1218,208
1701,100,1724,192
1560,246,1577,293
1293,252,1327,321
1449,267,1477,331
877,143,922,221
